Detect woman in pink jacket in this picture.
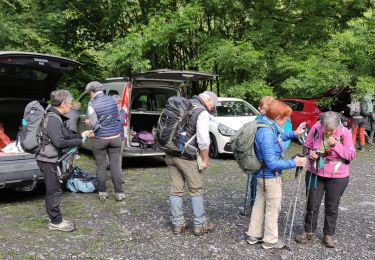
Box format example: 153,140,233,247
295,112,356,248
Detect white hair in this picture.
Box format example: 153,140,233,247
320,111,340,130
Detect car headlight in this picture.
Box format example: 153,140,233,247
218,123,236,136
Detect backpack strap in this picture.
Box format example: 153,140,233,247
255,122,278,190
40,112,63,151
313,127,319,141
257,123,271,130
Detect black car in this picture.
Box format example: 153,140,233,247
0,51,80,190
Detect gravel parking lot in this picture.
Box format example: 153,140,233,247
0,143,374,259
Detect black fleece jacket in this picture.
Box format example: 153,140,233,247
43,106,82,150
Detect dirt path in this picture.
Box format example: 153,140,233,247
0,143,374,259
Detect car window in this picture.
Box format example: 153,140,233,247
152,93,168,111
0,65,48,81
283,101,304,111
133,94,150,110
216,101,257,116
108,90,119,96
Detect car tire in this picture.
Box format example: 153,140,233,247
297,126,310,145
209,134,219,158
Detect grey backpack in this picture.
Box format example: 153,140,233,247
229,120,271,175
18,101,61,154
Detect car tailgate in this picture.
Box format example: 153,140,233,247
0,153,43,188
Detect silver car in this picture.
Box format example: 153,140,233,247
78,69,217,157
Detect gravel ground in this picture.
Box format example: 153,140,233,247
0,142,374,259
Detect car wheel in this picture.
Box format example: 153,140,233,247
209,135,219,158
297,126,310,145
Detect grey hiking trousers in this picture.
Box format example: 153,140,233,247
92,136,123,193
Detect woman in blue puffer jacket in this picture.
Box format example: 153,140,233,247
246,100,307,249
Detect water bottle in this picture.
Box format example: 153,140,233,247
177,132,187,152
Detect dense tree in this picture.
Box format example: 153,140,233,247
1,0,374,104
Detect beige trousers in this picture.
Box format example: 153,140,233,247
247,177,282,244
165,155,204,197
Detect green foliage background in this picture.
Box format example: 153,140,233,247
1,0,375,105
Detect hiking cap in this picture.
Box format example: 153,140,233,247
202,91,218,107
85,81,104,94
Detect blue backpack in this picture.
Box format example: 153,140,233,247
66,167,98,193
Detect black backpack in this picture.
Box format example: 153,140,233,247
156,96,193,154
18,101,60,154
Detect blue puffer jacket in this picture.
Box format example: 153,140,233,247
91,93,120,137
254,116,297,179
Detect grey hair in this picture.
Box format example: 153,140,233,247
50,89,73,107
112,94,121,104
320,111,340,130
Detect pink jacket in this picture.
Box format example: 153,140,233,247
304,122,356,178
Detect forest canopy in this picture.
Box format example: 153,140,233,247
1,0,375,105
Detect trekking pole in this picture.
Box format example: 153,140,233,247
288,165,304,245
309,158,320,232
241,173,251,216
250,174,257,208
55,115,112,182
305,169,313,210
283,166,299,239
58,115,112,163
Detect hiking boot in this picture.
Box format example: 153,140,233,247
193,222,215,236
295,231,315,243
262,240,285,250
115,192,125,201
49,219,75,232
99,192,108,201
173,221,189,234
247,236,263,245
324,235,335,248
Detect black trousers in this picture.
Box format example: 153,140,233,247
304,172,349,235
37,160,63,225
92,136,123,193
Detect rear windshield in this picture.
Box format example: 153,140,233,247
216,101,258,117
0,65,48,81
132,88,178,112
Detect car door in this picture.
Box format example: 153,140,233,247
282,100,306,129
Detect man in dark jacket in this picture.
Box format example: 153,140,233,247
166,91,217,236
36,90,91,232
85,81,124,201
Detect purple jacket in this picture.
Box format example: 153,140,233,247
304,122,355,178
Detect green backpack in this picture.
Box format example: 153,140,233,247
229,120,272,175
360,97,373,117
